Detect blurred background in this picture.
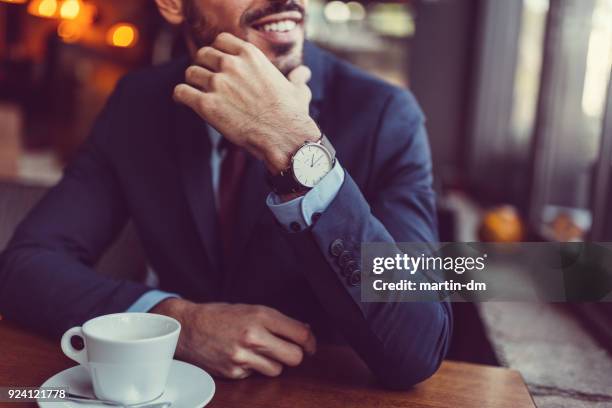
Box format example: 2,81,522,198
1,0,611,406
1,0,612,243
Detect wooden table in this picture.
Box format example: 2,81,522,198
0,320,535,408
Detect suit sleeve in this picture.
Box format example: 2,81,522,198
0,80,151,337
282,89,453,389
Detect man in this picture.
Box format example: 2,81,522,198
0,0,451,389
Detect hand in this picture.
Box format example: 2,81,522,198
150,298,317,379
174,32,320,174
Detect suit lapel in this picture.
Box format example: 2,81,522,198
173,103,223,276
304,41,326,112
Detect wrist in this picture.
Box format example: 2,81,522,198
150,298,195,359
150,297,190,320
262,117,320,174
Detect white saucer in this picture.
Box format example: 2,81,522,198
38,360,215,407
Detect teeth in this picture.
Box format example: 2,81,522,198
261,20,297,33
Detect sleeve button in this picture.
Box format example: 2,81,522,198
342,260,358,277
348,271,361,286
290,222,302,232
329,239,344,256
338,251,352,268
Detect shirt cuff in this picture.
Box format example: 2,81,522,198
125,290,180,313
266,160,345,231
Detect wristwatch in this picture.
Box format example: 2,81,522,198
267,134,336,195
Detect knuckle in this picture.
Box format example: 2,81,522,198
196,47,209,61
240,326,260,347
197,96,211,113
208,74,221,89
215,32,231,43
228,346,246,364
185,66,198,82
227,366,247,379
218,55,235,71
241,42,258,57
287,348,304,367
252,305,270,320
269,364,283,377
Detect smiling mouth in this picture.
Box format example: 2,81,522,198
250,11,303,34
258,20,298,33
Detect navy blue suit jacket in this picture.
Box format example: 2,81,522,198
0,42,452,389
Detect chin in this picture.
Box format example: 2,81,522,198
267,42,304,76
246,26,305,76
275,52,303,76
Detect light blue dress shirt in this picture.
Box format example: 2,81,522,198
127,126,344,312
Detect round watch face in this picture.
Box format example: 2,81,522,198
292,143,334,188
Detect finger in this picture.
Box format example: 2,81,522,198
185,65,214,91
297,83,312,104
174,84,212,117
261,310,317,355
226,366,252,380
194,46,227,72
174,83,202,107
288,66,313,103
244,328,304,367
242,351,283,377
288,65,311,85
212,32,246,55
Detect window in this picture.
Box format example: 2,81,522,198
529,0,612,240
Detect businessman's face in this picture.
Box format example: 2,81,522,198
182,0,307,75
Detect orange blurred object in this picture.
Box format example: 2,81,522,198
79,2,96,24
548,213,585,242
0,0,28,4
478,205,525,242
28,0,58,18
57,20,82,42
107,23,138,48
56,2,96,44
59,0,81,19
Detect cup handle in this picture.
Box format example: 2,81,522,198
61,326,88,365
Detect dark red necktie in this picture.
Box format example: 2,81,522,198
218,139,247,264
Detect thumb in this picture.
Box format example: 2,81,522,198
288,65,312,104
288,65,312,86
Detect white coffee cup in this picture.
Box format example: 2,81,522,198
61,313,181,405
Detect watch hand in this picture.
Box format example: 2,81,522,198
313,155,323,166
311,154,315,167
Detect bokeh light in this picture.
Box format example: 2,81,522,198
27,0,58,18
347,1,366,21
324,1,350,23
59,0,82,20
57,20,82,43
107,23,138,48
